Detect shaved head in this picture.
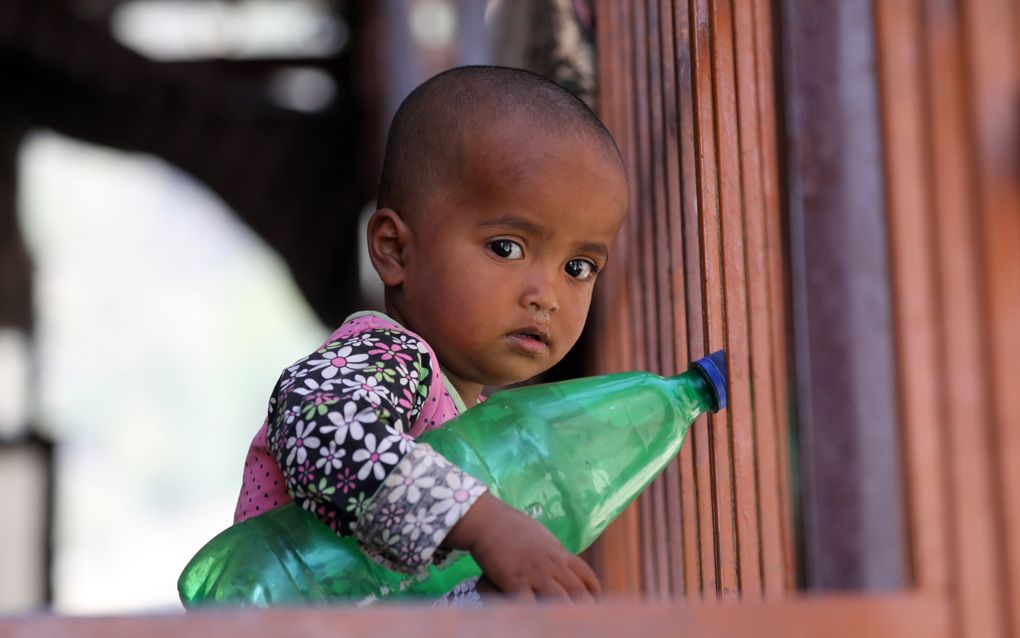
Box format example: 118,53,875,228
377,65,622,217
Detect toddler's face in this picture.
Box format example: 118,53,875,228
399,120,628,391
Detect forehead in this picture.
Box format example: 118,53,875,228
446,118,628,235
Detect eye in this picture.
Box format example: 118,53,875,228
565,258,598,281
488,239,524,260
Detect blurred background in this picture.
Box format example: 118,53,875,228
0,0,596,614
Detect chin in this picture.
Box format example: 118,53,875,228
478,367,540,389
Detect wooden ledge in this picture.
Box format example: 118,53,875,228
2,592,948,638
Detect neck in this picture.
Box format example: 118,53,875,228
383,293,405,328
384,294,482,408
441,369,483,408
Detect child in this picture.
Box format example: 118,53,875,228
233,65,629,602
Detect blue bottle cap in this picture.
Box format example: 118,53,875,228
691,350,728,412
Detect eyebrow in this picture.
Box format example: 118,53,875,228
478,216,544,234
479,216,609,262
579,242,610,263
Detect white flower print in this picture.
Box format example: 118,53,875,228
346,332,380,348
395,362,422,389
285,420,321,466
300,496,318,513
429,473,484,527
306,345,370,380
395,431,412,454
279,365,309,392
293,376,339,397
391,332,429,355
321,400,378,445
377,528,402,554
286,355,311,374
401,509,437,542
383,455,436,505
352,433,402,481
283,464,306,498
316,440,346,471
341,374,390,406
373,502,405,530
399,540,426,567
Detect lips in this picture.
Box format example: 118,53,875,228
506,325,551,354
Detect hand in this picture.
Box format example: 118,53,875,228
443,492,601,602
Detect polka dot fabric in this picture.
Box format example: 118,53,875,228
234,419,286,522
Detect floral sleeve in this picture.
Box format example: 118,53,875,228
266,327,487,573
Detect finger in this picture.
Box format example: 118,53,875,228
535,578,571,601
569,556,602,596
553,568,596,604
475,576,501,595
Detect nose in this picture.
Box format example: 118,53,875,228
519,265,559,315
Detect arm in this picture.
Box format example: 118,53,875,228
266,327,486,572
269,325,601,596
443,491,601,602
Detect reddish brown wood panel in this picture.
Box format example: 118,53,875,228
873,0,950,597
590,0,793,599
733,0,787,597
751,0,795,589
874,0,1020,636
960,0,1020,634
0,594,951,638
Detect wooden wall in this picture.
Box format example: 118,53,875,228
589,5,1020,635
588,0,794,599
875,0,1020,635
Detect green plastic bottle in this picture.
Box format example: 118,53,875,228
178,351,728,607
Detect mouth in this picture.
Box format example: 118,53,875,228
506,327,550,355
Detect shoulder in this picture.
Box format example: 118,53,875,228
272,313,428,391
302,313,441,410
272,312,443,433
319,312,434,365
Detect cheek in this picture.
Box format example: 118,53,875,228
439,261,505,306
556,286,594,335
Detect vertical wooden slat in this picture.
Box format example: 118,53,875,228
657,0,691,597
687,0,722,595
646,0,676,380
875,0,1018,636
709,0,760,599
733,0,784,598
691,0,737,596
960,0,1020,635
626,0,662,597
619,0,647,381
672,0,710,597
928,0,1005,632
750,0,795,592
619,0,644,592
644,0,677,598
591,0,643,594
873,0,951,596
592,0,792,599
673,0,714,596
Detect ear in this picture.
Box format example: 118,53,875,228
366,208,411,287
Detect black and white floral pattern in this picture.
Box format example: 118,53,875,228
266,326,487,572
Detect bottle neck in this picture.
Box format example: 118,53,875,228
669,368,718,421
